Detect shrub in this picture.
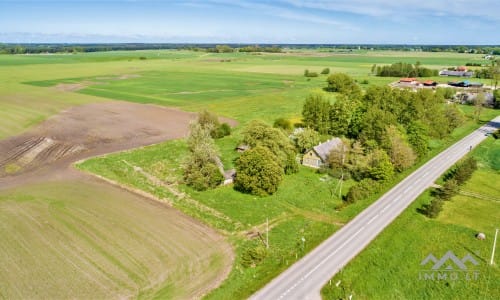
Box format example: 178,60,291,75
435,179,459,201
419,198,443,218
492,128,500,139
183,161,223,191
321,68,330,75
273,117,292,131
213,123,231,138
241,244,268,268
234,146,284,196
345,178,380,204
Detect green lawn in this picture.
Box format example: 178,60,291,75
321,138,500,300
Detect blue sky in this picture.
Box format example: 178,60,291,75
0,0,499,44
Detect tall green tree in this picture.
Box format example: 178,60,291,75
406,121,430,157
326,73,361,99
241,120,298,174
367,149,394,181
183,122,224,191
385,125,416,171
294,128,321,153
302,93,331,134
234,146,284,196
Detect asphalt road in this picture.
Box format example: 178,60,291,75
251,116,500,300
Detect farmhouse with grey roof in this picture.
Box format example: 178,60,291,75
302,138,343,168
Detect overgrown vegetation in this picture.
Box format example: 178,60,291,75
183,121,224,191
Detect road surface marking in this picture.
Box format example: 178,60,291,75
278,225,367,298
367,214,379,225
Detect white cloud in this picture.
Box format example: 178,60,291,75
202,0,358,29
281,0,500,21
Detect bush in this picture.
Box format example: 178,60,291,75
241,244,268,268
326,73,361,98
213,123,231,138
234,146,284,196
183,161,223,191
419,198,443,218
273,117,292,131
492,128,500,139
345,178,380,204
321,68,330,75
435,179,459,201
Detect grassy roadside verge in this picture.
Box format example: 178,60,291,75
321,136,500,300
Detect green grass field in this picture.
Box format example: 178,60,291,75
0,180,230,300
321,137,500,300
9,49,492,130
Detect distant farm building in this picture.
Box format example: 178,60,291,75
399,77,418,84
439,67,474,77
302,138,343,168
448,80,483,88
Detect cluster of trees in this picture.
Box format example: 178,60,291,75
182,111,230,191
0,43,283,55
239,45,282,53
234,120,298,196
420,157,477,218
303,69,318,77
197,110,231,139
302,73,466,204
203,45,283,53
2,43,499,55
373,62,438,77
182,122,224,191
303,68,331,78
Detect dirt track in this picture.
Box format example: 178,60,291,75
0,101,236,298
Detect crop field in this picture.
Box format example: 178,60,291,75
321,137,500,300
0,49,498,299
16,49,492,126
0,180,231,299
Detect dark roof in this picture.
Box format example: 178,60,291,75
224,169,236,180
312,138,343,162
439,70,474,77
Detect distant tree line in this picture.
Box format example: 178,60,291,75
0,43,282,54
2,43,498,55
373,62,438,77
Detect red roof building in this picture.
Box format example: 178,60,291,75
399,77,417,83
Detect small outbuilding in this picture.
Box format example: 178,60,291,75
422,80,438,86
302,138,343,169
235,144,250,153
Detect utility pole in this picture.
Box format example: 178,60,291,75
490,228,498,265
266,217,269,249
339,145,346,198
